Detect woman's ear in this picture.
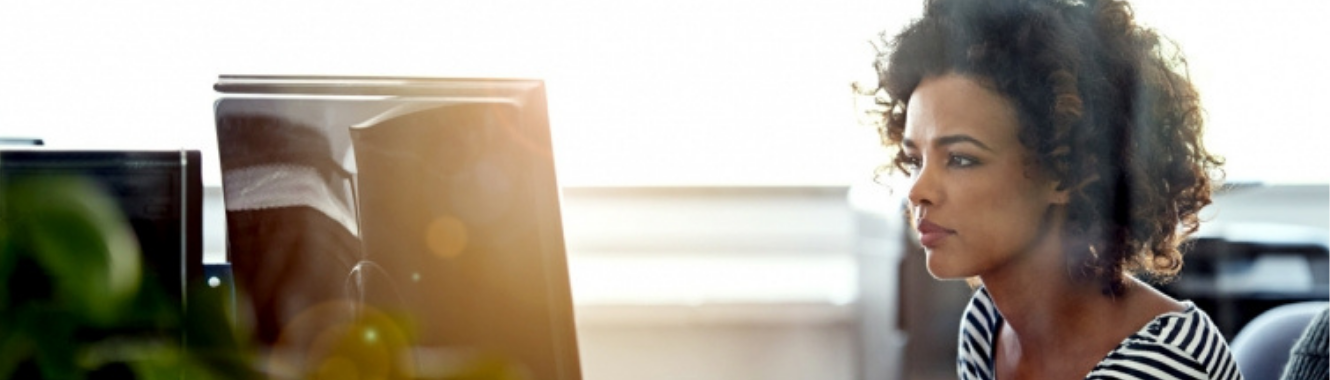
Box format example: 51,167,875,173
1049,180,1071,205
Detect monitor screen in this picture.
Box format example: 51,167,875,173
214,76,579,380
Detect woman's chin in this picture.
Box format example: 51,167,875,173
924,252,969,280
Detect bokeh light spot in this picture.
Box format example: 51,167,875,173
270,300,416,379
425,215,468,259
364,327,378,344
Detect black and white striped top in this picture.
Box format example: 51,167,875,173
959,287,1244,380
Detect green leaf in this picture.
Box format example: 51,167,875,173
4,176,142,324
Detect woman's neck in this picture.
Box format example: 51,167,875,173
978,206,1120,354
978,208,1187,378
982,236,1108,351
984,266,1180,378
985,266,1111,350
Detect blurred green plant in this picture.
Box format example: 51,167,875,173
0,174,533,379
0,175,256,379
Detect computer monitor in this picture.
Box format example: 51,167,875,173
0,149,204,303
214,76,580,379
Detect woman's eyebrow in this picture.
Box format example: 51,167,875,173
902,134,993,152
935,134,993,151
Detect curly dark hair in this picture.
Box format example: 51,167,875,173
870,0,1223,295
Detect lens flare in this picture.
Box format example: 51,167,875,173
271,300,416,379
425,216,469,259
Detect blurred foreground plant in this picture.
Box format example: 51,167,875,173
1,174,534,379
0,175,256,379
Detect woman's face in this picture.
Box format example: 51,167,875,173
902,73,1066,279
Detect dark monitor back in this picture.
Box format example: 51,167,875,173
0,149,204,303
214,76,579,380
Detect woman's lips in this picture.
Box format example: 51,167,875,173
916,219,955,248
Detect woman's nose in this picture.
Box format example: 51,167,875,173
906,164,939,208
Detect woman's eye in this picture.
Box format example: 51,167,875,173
948,154,978,168
903,155,922,171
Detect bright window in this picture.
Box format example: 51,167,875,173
0,0,1324,186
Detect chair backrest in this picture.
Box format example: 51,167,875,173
1230,301,1329,380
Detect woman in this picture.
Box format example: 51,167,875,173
869,0,1238,378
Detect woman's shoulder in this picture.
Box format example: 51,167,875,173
1089,302,1243,379
1142,304,1234,358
